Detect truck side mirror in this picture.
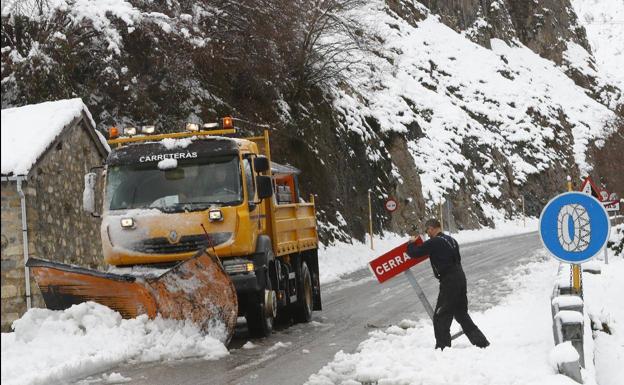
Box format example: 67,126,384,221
256,176,273,199
254,156,270,173
83,172,97,215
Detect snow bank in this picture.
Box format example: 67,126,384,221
0,302,228,385
582,228,624,385
319,218,537,284
1,98,107,175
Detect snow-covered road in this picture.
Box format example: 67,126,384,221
108,232,543,385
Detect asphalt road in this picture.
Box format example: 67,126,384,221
109,232,543,385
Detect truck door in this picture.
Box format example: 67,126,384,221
243,156,262,233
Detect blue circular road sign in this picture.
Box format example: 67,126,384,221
539,192,610,263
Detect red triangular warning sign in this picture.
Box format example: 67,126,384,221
579,176,602,200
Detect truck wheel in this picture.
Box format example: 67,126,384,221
294,262,313,323
246,276,276,337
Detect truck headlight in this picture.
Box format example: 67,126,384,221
224,261,255,274
120,218,134,228
209,209,223,221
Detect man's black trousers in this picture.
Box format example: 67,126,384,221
433,266,489,348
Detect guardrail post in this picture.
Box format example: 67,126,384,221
551,268,585,383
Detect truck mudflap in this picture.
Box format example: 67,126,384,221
26,250,238,343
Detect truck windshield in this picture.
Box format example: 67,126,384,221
106,156,242,212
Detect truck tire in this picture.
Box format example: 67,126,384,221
246,249,276,338
294,261,313,323
246,276,276,338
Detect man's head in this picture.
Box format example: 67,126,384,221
423,218,442,238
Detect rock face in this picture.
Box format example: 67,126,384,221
1,0,621,244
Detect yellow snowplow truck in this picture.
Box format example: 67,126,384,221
27,119,321,342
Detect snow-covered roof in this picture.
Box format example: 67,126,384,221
1,98,110,176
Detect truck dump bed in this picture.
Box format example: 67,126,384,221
247,132,318,257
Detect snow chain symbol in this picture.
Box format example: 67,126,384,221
557,204,591,252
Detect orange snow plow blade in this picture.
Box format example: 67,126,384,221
26,250,238,342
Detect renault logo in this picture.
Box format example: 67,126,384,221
168,230,179,244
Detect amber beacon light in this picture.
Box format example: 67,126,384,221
222,116,233,129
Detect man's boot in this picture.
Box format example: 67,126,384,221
465,328,489,348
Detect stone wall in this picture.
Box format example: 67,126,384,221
26,118,106,268
0,117,106,331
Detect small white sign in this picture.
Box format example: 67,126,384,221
603,201,620,212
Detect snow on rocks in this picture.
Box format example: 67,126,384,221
306,252,595,385
331,1,617,203
0,302,228,385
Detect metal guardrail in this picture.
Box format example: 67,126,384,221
550,263,584,383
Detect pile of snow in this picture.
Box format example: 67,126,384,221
582,228,624,385
332,1,617,203
306,251,601,385
571,0,624,89
1,98,108,175
0,302,228,385
318,218,537,284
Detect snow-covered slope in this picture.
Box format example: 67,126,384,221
333,1,617,204
571,0,624,90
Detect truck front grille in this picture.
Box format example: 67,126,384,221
132,233,232,254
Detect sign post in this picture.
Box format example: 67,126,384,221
539,191,611,295
368,236,464,340
368,190,373,250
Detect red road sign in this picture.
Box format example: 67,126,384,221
580,177,602,200
369,236,429,283
385,198,398,213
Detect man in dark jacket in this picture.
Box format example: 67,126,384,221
407,219,489,350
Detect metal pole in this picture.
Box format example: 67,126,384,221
368,190,373,250
567,176,582,295
446,200,452,234
604,211,611,264
522,196,526,228
404,269,463,340
439,200,444,232
16,177,32,310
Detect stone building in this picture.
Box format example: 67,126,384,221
1,99,109,331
